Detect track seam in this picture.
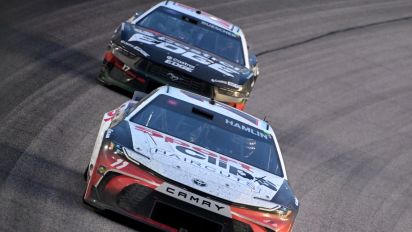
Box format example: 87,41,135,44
256,15,412,57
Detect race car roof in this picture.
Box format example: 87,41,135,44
161,1,242,36
147,86,272,133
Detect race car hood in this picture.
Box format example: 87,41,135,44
114,23,253,87
110,121,288,209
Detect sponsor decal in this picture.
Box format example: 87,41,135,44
105,129,113,139
156,183,231,217
103,110,116,122
174,2,198,12
134,125,279,192
120,40,150,57
225,119,271,140
211,79,241,89
128,32,241,77
165,56,195,72
200,21,236,38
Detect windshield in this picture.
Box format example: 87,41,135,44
131,94,283,177
137,7,245,66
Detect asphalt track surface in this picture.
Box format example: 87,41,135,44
1,0,412,231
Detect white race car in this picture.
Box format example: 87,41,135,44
83,86,298,232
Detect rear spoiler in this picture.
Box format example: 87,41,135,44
132,90,147,101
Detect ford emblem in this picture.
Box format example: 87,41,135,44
167,73,181,82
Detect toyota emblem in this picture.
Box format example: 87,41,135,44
192,178,207,187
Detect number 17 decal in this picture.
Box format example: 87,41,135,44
122,64,131,72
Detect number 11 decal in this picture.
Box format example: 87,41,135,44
111,158,129,169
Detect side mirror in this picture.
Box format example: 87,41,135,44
128,11,143,23
132,90,147,101
249,54,259,77
249,54,257,67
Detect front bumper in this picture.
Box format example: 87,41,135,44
85,174,256,232
84,144,295,232
99,49,248,110
98,51,149,93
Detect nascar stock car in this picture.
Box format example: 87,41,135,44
98,1,259,110
83,86,299,232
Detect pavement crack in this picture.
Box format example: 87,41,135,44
256,15,412,57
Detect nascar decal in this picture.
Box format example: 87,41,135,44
128,31,241,77
132,125,281,193
156,183,231,217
